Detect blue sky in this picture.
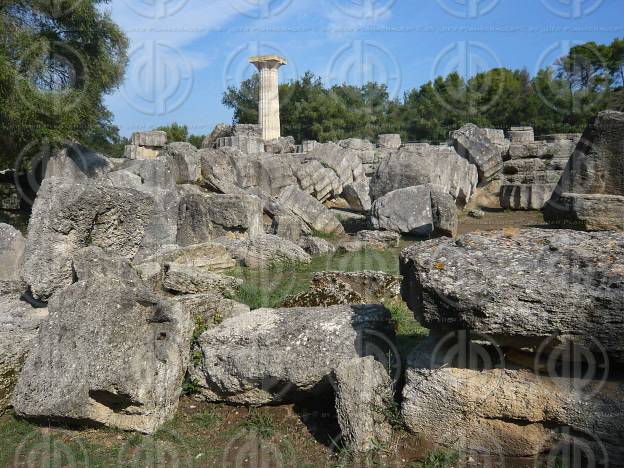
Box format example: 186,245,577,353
105,0,624,137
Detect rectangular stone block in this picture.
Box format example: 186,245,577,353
124,145,160,160
131,131,167,147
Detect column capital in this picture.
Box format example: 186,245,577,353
249,55,288,70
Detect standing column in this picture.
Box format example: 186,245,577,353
249,55,287,141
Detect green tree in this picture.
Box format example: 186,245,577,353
0,0,128,169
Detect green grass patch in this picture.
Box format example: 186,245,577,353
241,410,275,439
412,449,461,467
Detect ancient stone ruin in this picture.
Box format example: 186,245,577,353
0,102,622,464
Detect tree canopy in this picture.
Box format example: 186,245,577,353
0,0,128,169
223,38,624,144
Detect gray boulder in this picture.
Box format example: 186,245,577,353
278,185,345,235
264,136,296,154
402,338,624,460
12,277,193,433
44,144,113,182
131,130,167,147
177,191,263,246
0,224,25,282
71,246,142,285
160,142,201,184
377,134,401,149
144,242,236,273
399,229,624,363
356,230,400,248
0,293,48,414
22,177,154,300
451,124,503,185
282,271,401,307
162,263,241,295
201,123,232,149
333,356,393,452
171,293,249,330
298,236,336,256
271,215,304,243
215,234,311,268
370,145,478,205
372,185,456,237
342,178,372,212
372,186,433,235
545,111,624,230
190,304,394,404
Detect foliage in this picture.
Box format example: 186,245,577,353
0,0,128,168
223,38,624,144
155,122,204,148
411,449,461,468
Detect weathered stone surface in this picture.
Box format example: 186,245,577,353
0,224,24,281
429,185,458,237
305,142,366,188
545,111,624,230
199,147,250,194
124,145,160,160
190,304,394,404
342,178,372,212
500,183,556,210
298,236,336,256
546,193,624,231
215,234,311,268
508,126,535,143
278,185,345,235
377,134,401,149
72,246,142,285
264,136,296,154
44,144,113,182
399,229,624,362
370,145,478,205
356,230,400,248
131,131,167,147
12,277,193,433
144,242,236,273
160,142,201,184
170,293,249,329
22,177,154,300
271,215,303,243
0,294,48,415
283,271,401,308
372,186,433,235
402,338,624,460
177,191,263,246
162,263,241,295
333,356,393,452
201,123,232,149
451,124,503,185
